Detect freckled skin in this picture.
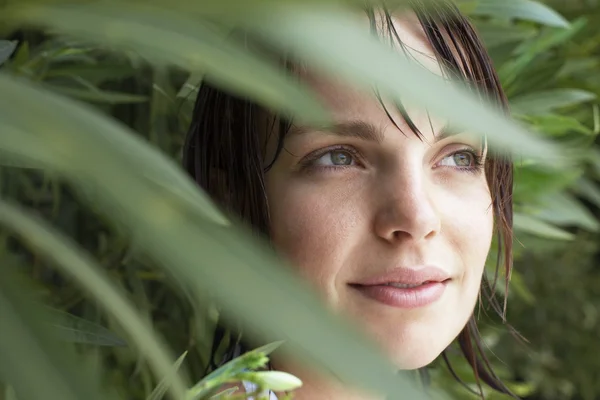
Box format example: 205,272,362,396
264,14,493,383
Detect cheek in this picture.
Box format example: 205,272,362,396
443,184,494,303
265,176,363,293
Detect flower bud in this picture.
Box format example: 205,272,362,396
253,371,303,391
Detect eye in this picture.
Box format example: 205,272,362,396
313,149,357,167
438,150,478,168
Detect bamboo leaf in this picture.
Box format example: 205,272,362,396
575,178,600,209
45,308,128,347
513,213,574,240
0,73,229,227
6,2,329,125
0,74,435,400
147,351,188,400
511,89,596,115
471,0,569,28
0,267,118,400
522,114,593,136
0,40,17,66
45,84,149,104
536,192,600,232
474,21,536,48
244,4,562,165
0,200,190,400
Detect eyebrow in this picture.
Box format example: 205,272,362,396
290,121,459,144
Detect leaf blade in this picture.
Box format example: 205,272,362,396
472,0,570,28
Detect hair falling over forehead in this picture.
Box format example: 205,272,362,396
183,0,515,397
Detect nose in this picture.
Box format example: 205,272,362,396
373,170,441,243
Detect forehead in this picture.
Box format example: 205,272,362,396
291,12,447,137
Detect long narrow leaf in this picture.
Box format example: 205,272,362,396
0,71,437,399
45,308,128,347
6,2,329,125
0,200,189,400
0,267,117,400
0,73,228,227
244,4,562,165
471,0,569,28
147,352,189,400
0,40,17,65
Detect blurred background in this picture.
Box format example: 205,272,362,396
1,0,599,399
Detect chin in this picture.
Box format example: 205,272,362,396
372,323,458,370
391,348,443,370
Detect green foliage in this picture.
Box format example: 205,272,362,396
0,0,599,399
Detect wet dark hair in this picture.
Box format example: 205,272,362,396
183,0,515,397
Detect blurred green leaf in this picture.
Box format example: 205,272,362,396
44,84,149,104
513,212,574,240
45,308,128,347
471,0,569,28
474,22,537,48
8,41,29,69
43,64,138,84
536,192,599,232
522,114,592,136
511,89,596,115
500,19,586,89
0,72,435,400
508,271,535,305
0,267,117,400
245,4,561,164
0,40,17,66
0,199,190,400
6,2,330,125
575,178,600,209
147,351,188,400
0,73,229,227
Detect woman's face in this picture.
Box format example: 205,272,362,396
264,16,493,369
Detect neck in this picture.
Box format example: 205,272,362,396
271,359,383,400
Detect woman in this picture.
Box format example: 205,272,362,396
183,0,514,398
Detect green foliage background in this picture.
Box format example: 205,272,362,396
1,0,599,399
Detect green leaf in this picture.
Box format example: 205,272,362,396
0,75,435,400
44,84,149,104
45,308,128,347
536,192,599,232
245,4,561,165
522,114,593,136
0,73,229,227
0,267,118,400
44,64,138,84
474,21,537,48
471,0,569,28
575,178,600,209
0,40,17,66
513,213,575,240
500,19,587,89
147,351,188,400
511,89,596,115
0,200,190,400
7,2,329,125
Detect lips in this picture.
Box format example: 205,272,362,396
350,266,451,309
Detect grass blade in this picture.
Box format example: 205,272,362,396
147,352,189,400
0,266,118,400
0,72,436,399
243,4,562,166
6,2,329,125
0,40,17,65
45,308,128,347
0,72,229,227
471,0,569,28
0,199,189,400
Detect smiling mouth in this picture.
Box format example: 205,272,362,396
382,281,438,289
349,279,450,309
